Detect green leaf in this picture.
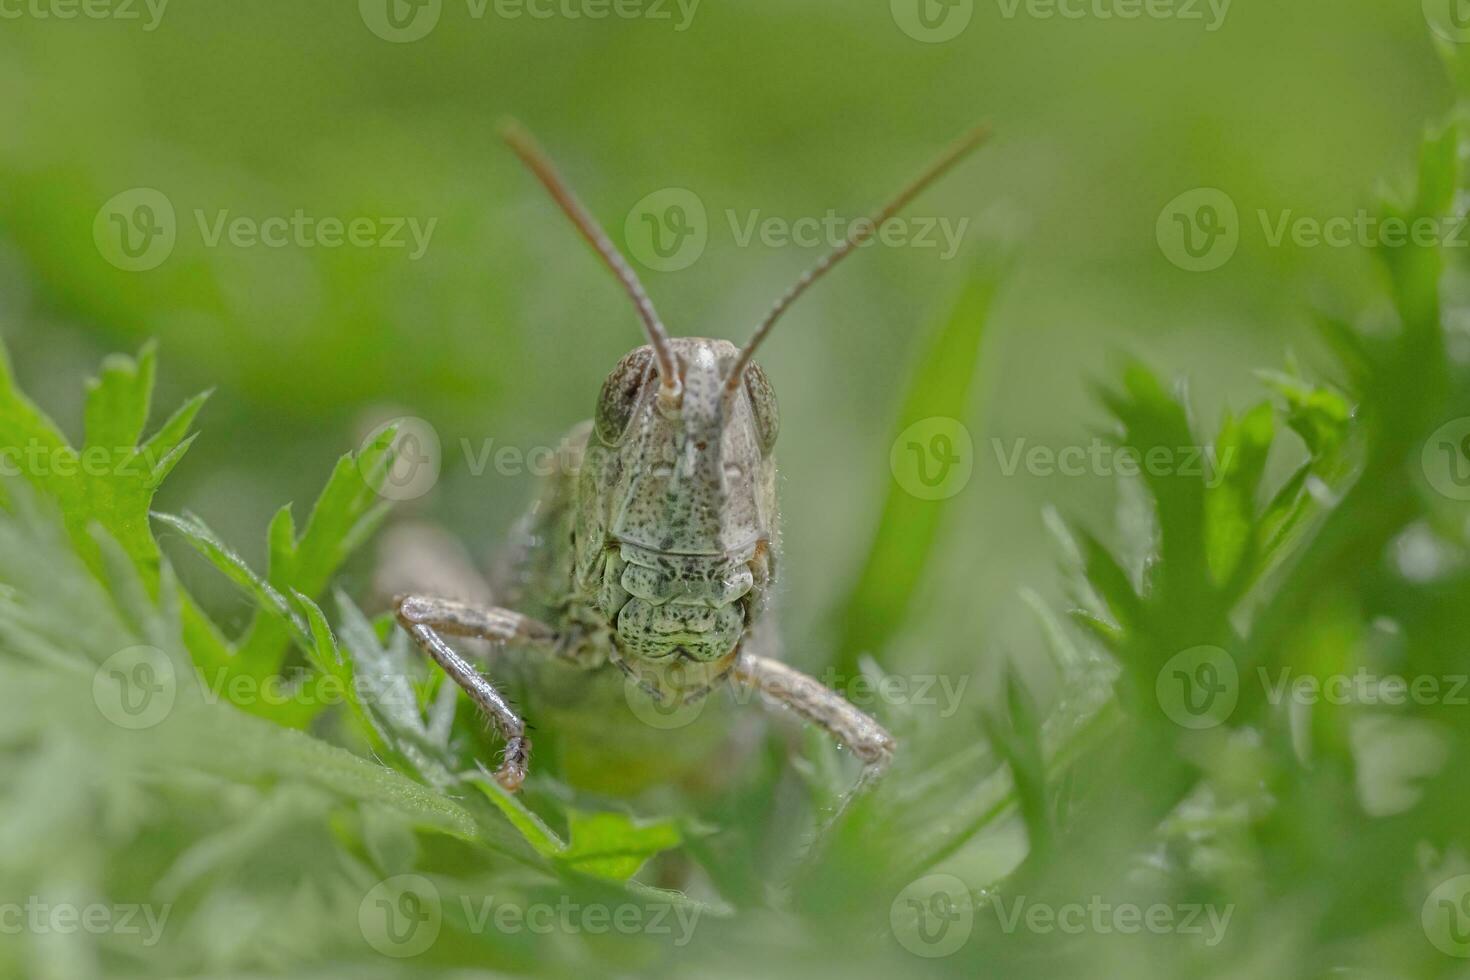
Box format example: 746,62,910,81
1074,527,1141,635
1097,363,1208,609
829,262,1005,677
1204,401,1273,591
82,342,156,457
152,510,314,658
234,425,397,671
979,663,1049,861
561,810,683,880
474,779,682,881
0,339,209,578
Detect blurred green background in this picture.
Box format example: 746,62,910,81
0,0,1447,657
0,1,1466,977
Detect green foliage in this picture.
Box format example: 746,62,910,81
2,77,1469,980
0,340,206,577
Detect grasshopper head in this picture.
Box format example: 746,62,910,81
594,338,778,557
580,338,779,698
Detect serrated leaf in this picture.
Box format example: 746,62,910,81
473,779,682,881
1204,401,1273,591
152,510,316,693
83,342,156,457
235,426,397,671
0,339,208,578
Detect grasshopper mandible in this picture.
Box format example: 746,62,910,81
393,121,988,805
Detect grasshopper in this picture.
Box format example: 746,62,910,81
393,122,987,807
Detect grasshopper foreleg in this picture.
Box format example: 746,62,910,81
732,653,895,813
394,594,558,792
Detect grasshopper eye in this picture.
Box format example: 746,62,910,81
743,363,779,454
596,348,654,445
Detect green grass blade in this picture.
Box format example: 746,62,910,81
829,264,1004,677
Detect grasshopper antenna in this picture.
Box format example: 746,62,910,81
501,119,683,406
726,124,991,392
